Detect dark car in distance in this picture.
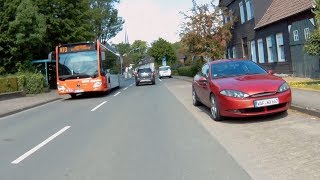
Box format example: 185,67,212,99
192,59,292,121
135,68,156,86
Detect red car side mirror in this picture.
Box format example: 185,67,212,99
268,70,274,75
199,77,207,83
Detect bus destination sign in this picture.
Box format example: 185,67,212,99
59,44,95,53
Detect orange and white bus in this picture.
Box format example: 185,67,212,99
56,41,120,97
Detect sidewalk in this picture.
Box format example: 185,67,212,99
173,76,320,118
0,90,66,118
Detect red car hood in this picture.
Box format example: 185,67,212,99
212,74,285,95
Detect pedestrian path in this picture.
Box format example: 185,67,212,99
0,90,65,118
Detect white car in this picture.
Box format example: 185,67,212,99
158,66,172,79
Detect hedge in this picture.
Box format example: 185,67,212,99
16,72,45,94
0,75,19,93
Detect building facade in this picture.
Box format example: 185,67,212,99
220,0,319,78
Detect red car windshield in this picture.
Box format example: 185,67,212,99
211,60,267,79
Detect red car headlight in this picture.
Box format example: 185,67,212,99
220,90,249,98
278,82,290,93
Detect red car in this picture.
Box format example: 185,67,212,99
192,60,291,121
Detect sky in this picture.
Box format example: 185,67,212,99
110,0,218,45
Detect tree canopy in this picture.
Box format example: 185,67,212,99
179,0,235,61
148,38,177,66
304,0,320,56
0,0,123,75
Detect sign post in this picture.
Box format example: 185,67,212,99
162,56,167,66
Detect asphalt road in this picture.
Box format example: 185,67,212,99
0,78,251,180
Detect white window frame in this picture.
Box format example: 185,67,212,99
276,33,285,62
266,36,274,63
293,30,299,41
239,2,245,24
245,0,254,20
250,41,257,62
257,39,265,63
232,46,237,58
304,28,310,40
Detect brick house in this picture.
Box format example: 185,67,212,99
219,0,319,78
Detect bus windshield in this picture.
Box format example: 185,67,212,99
58,51,98,80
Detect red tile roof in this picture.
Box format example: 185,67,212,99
255,0,315,29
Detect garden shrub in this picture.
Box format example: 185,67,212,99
0,75,19,93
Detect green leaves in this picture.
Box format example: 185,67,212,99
148,38,177,66
179,0,235,60
304,0,320,56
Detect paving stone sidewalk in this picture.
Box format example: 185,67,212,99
0,90,67,118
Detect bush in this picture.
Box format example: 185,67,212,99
177,66,195,77
17,72,45,94
171,70,179,75
177,59,204,77
0,75,19,93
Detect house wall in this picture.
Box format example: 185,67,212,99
255,21,292,73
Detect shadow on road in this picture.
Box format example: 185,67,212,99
62,87,122,101
196,105,288,124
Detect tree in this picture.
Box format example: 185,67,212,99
148,38,177,66
180,0,236,60
36,0,95,52
0,0,46,74
131,40,148,65
305,0,320,56
115,42,132,67
90,0,124,40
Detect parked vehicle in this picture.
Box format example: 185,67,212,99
192,59,292,121
135,67,156,86
158,66,172,79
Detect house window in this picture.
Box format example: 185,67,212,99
239,1,245,24
304,28,310,39
245,0,254,20
250,41,257,62
232,46,237,58
266,36,274,63
227,48,231,58
257,39,265,63
276,33,285,62
293,30,299,41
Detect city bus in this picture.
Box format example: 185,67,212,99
55,41,120,97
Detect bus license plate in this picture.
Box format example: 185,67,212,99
254,98,279,108
74,89,84,93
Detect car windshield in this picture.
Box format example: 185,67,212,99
211,60,267,79
58,51,98,80
138,68,152,73
159,67,170,71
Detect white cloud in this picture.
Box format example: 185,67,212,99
110,0,216,45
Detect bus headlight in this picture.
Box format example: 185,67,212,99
58,86,65,91
93,81,102,88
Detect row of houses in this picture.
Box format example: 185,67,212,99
219,0,320,78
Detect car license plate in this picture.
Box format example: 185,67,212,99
254,98,279,107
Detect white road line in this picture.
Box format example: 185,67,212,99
91,101,107,112
158,79,162,82
123,87,128,91
129,84,133,87
11,126,71,164
114,92,121,97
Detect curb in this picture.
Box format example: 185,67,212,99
290,104,320,118
0,98,61,118
0,91,25,101
173,76,320,118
